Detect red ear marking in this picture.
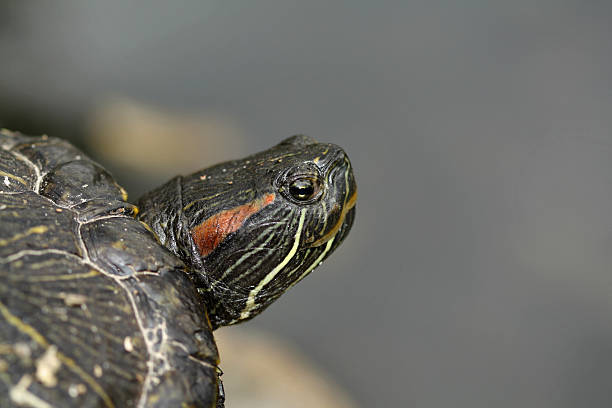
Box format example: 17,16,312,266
191,193,276,257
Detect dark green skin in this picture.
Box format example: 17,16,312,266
0,130,356,407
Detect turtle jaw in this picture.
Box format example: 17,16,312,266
327,204,356,251
308,187,357,248
210,202,356,327
229,204,356,324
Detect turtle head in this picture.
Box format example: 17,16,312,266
138,135,356,328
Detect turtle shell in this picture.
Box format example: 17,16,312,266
0,130,220,407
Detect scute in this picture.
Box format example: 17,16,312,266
0,251,148,407
81,216,183,278
0,149,36,193
0,192,80,259
0,130,220,407
40,160,126,207
10,136,92,175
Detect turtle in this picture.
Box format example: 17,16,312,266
0,129,356,408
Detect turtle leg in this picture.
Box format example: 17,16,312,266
216,369,225,408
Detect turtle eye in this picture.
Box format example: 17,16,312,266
287,177,321,202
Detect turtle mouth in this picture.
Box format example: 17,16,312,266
309,188,357,248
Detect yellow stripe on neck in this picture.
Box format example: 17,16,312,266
240,208,307,320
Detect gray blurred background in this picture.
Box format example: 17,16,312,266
2,1,612,407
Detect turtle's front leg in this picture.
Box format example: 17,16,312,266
216,368,225,408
